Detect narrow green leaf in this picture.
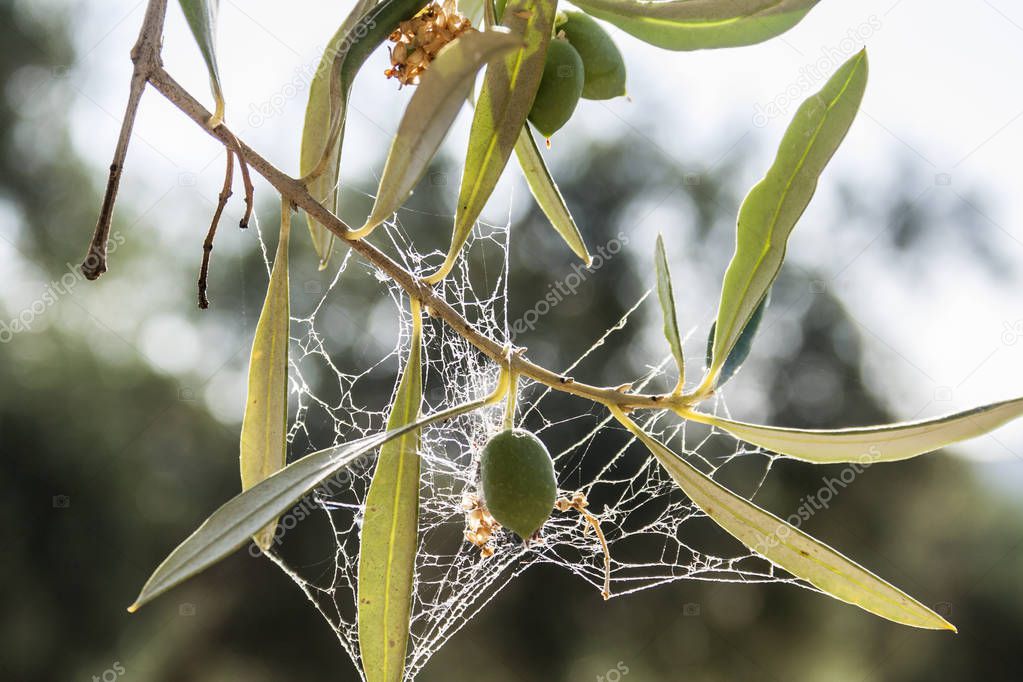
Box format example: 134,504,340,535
704,292,768,388
686,396,1023,464
572,0,819,51
360,29,521,236
178,0,226,123
358,302,424,682
707,50,867,388
429,0,559,282
298,0,377,267
239,202,291,551
514,124,590,263
614,408,956,631
485,0,589,263
654,234,684,388
130,387,504,613
300,0,422,267
130,431,394,613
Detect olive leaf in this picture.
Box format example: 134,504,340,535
239,202,291,551
359,29,521,237
706,49,867,390
299,0,377,266
654,234,684,390
129,385,508,614
572,0,819,51
484,0,589,264
300,0,423,268
358,302,424,682
178,0,226,124
428,0,559,283
704,292,768,389
514,124,591,263
130,432,395,613
684,396,1023,464
613,408,956,631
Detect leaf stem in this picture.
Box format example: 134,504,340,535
197,148,234,308
80,0,168,279
504,371,518,430
94,40,707,424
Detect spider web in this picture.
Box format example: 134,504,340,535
251,193,801,680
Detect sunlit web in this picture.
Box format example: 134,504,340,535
249,189,800,681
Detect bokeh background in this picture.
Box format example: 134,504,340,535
3,0,1023,680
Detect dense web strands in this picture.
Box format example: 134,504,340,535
252,202,794,681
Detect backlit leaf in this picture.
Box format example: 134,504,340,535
614,408,955,631
428,0,559,283
685,396,1023,464
706,50,867,389
300,0,423,267
572,0,818,51
654,234,684,389
239,202,291,551
514,124,590,263
178,0,226,123
360,29,521,237
358,301,424,682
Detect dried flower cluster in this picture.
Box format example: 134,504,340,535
386,0,475,86
461,493,500,558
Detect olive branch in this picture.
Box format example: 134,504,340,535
89,1,1023,680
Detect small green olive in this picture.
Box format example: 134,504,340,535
560,11,626,100
527,38,585,138
479,429,557,540
527,39,585,139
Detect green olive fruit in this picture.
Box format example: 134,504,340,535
527,38,584,138
560,11,626,100
480,429,557,540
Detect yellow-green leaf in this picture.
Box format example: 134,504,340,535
428,0,559,283
654,234,684,389
359,29,521,238
483,0,588,263
613,408,955,631
358,301,424,682
572,0,819,51
684,396,1023,464
514,124,590,263
300,0,424,267
298,0,376,267
178,0,225,123
239,202,291,551
706,49,867,390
